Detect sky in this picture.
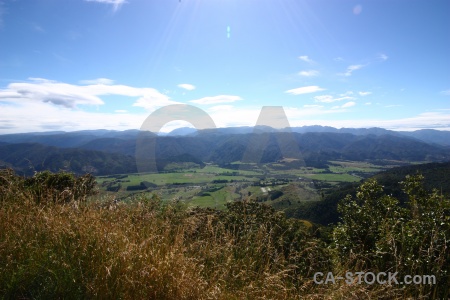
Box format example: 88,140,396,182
0,0,449,134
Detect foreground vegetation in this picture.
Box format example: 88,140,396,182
0,169,449,299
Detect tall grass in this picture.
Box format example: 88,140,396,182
0,169,435,299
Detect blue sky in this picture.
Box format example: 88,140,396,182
0,0,449,133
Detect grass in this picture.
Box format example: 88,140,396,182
302,173,360,182
188,186,239,209
1,191,330,299
1,169,445,299
0,196,406,299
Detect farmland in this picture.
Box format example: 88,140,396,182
95,159,394,209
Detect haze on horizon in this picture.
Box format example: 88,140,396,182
0,0,449,134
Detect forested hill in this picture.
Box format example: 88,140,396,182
372,161,450,200
289,161,450,225
82,131,450,163
0,143,137,176
1,131,450,176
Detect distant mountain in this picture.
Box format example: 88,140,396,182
0,129,142,148
0,143,137,176
171,126,450,146
1,129,449,176
399,129,450,146
82,131,449,165
80,138,137,156
2,126,450,147
290,126,395,136
165,127,198,136
340,134,449,161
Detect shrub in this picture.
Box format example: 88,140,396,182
333,174,450,298
0,169,97,204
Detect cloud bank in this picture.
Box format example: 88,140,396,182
0,78,175,110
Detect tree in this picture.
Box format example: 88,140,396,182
333,174,450,298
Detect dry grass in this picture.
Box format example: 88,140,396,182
0,169,436,299
0,197,409,299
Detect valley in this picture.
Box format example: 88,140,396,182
1,127,449,221
1,128,449,299
95,159,402,210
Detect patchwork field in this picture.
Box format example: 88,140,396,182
95,159,394,210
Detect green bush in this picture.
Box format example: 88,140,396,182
1,169,97,204
333,174,450,298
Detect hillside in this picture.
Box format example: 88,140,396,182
289,161,450,225
79,131,450,164
0,143,137,176
1,129,449,176
1,169,448,298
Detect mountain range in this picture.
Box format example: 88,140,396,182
0,126,449,175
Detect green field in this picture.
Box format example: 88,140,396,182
94,159,395,208
302,173,361,182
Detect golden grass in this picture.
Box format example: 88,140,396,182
0,197,411,299
0,169,438,299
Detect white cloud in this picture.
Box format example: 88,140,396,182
286,111,450,131
359,91,372,96
131,92,179,111
298,55,314,64
314,95,354,103
0,78,176,111
200,107,450,132
303,104,324,108
0,100,148,134
441,89,450,96
1,78,104,108
190,95,242,105
298,70,319,77
342,101,356,108
85,0,127,12
314,95,333,103
115,110,128,113
340,64,365,76
286,86,325,95
207,107,259,128
31,23,45,33
353,5,362,15
1,94,449,134
178,83,196,91
80,78,115,85
207,105,234,112
378,53,389,61
365,102,372,105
